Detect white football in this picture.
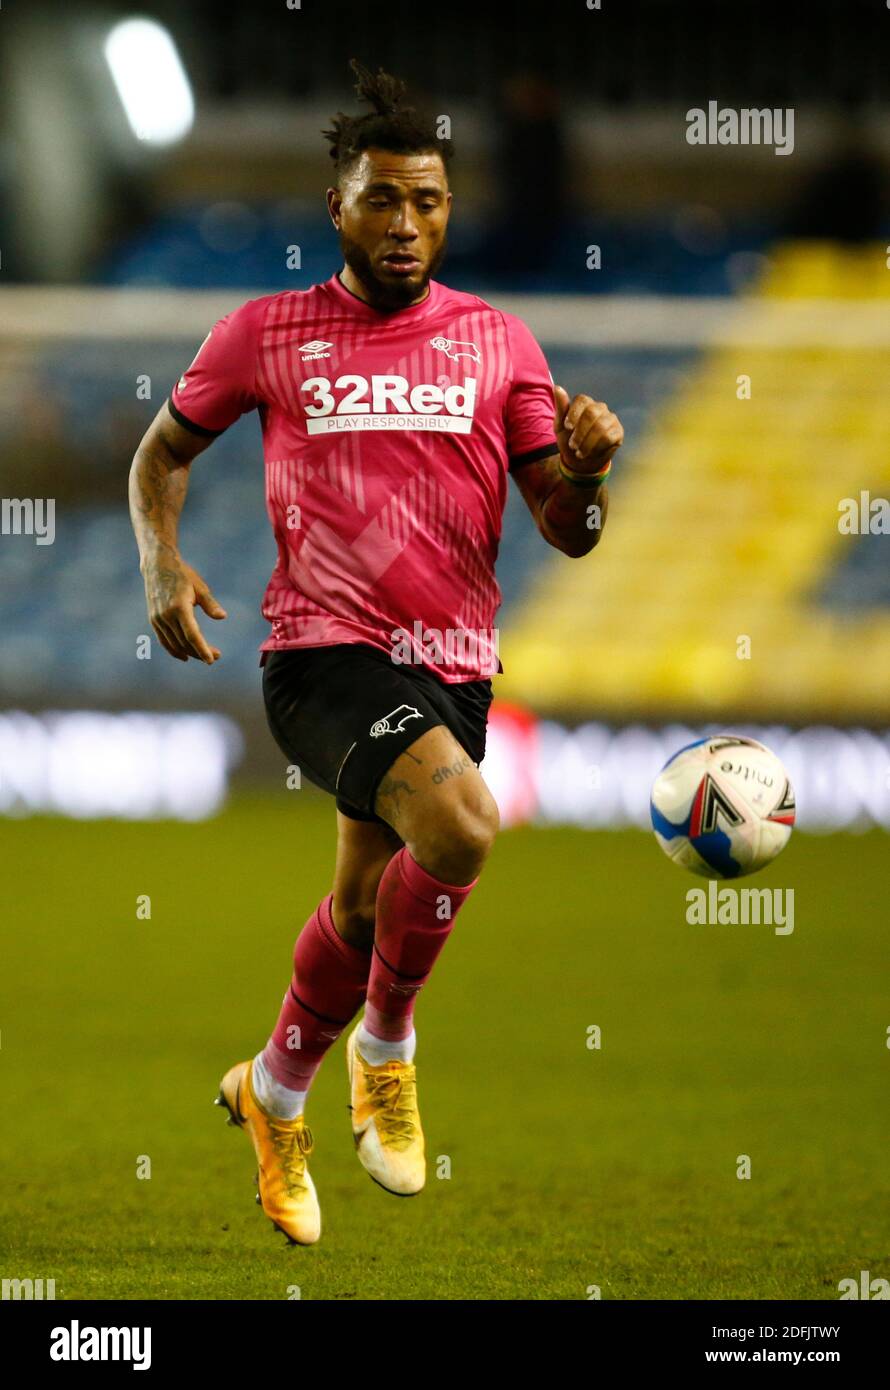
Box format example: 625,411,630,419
651,734,795,879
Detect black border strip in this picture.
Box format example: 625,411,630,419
167,397,225,438
509,439,559,472
288,985,351,1028
373,942,429,982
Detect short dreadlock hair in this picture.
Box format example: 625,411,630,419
322,59,454,182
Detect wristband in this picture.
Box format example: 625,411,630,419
558,457,612,488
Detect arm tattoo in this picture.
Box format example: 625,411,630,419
129,442,190,569
375,775,417,824
431,754,472,783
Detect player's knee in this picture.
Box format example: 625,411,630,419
413,783,499,884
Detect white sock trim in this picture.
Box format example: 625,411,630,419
357,1022,416,1066
251,1051,306,1119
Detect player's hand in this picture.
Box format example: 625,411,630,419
553,385,624,475
141,555,227,664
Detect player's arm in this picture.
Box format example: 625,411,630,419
128,401,227,664
512,385,622,558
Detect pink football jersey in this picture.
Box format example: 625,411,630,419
170,272,558,681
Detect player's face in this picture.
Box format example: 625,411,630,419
329,149,451,310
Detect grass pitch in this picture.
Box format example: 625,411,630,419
1,793,887,1300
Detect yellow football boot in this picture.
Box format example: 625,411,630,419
346,1026,425,1196
215,1059,321,1245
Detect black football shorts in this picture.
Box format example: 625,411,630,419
261,643,494,823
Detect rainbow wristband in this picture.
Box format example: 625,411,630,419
558,457,612,488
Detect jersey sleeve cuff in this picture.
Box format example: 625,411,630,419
167,397,225,438
508,440,559,473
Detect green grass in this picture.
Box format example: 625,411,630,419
1,794,887,1300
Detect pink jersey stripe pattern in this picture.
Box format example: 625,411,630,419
170,273,558,682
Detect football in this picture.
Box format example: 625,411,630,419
650,735,796,879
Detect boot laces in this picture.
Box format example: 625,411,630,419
268,1117,313,1197
365,1065,417,1150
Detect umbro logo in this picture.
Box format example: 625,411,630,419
299,339,333,360
430,335,481,364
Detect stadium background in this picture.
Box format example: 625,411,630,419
1,0,888,1301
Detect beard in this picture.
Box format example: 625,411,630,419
339,230,448,311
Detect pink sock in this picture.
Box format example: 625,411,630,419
364,848,477,1042
261,894,371,1092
